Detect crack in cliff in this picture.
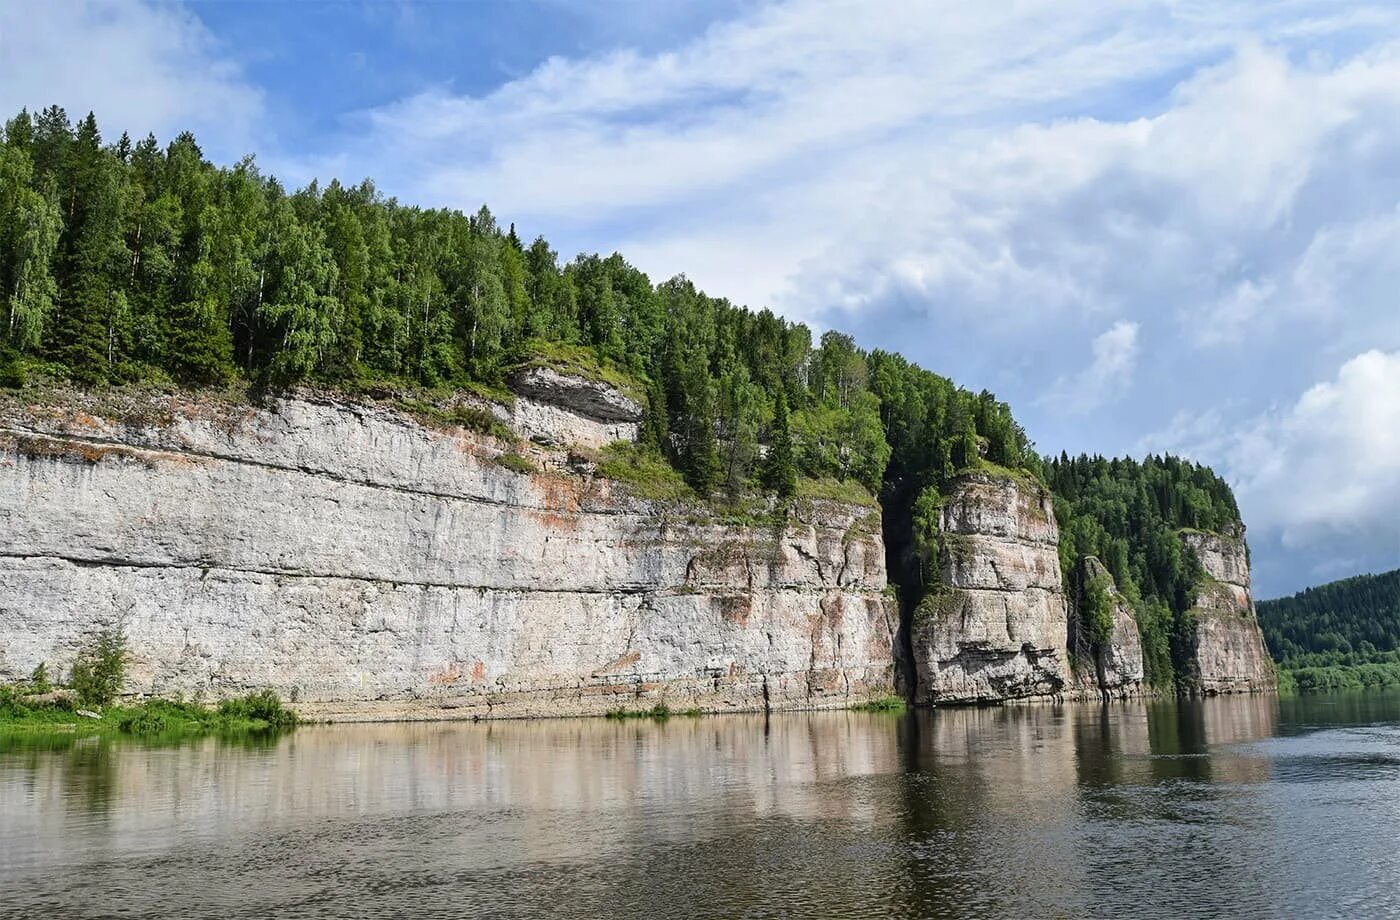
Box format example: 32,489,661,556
0,551,662,595
789,540,826,584
3,552,891,603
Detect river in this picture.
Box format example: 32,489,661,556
2,692,1398,919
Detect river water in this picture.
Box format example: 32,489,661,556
2,693,1398,919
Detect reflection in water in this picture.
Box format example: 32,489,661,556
2,693,1398,919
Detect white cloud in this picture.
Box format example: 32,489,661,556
1040,321,1141,415
0,0,261,157
304,1,1400,331
1229,350,1400,548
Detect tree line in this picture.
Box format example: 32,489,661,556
1259,568,1400,668
0,107,1033,506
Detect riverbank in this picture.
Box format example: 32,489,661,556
0,688,297,739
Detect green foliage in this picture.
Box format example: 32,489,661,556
1043,454,1238,690
795,476,877,508
850,695,907,713
1282,659,1400,694
511,337,645,404
595,441,693,501
910,485,943,586
68,626,126,707
1258,568,1400,668
28,662,51,695
494,451,537,474
759,388,797,498
1,689,296,737
395,398,514,442
216,689,298,728
1083,569,1117,647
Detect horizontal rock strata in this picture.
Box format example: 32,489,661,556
0,387,894,719
1179,528,1276,694
911,472,1069,704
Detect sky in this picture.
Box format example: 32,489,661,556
2,0,1398,598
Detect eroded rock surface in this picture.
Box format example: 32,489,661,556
507,366,642,448
910,472,1069,704
1179,528,1276,694
0,387,893,719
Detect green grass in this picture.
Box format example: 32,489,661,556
961,458,1046,491
395,398,515,442
510,339,647,404
795,476,877,508
595,441,693,501
494,451,538,474
605,702,683,721
0,687,297,739
850,694,907,713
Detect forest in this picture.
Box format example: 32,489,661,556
1040,454,1242,687
1259,569,1400,693
0,107,1253,691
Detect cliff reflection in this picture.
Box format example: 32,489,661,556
4,693,1390,920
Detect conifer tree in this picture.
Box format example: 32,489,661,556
762,389,797,498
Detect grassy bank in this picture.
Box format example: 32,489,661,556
603,703,704,721
850,695,908,713
1276,661,1400,695
0,687,297,739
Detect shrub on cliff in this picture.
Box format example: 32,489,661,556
69,626,126,708
1084,569,1117,647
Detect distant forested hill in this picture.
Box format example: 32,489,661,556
1259,569,1400,692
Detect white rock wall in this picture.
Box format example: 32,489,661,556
910,472,1070,704
0,391,895,719
1179,529,1276,694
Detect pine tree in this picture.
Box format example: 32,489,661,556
761,389,797,498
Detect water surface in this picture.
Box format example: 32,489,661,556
3,693,1399,919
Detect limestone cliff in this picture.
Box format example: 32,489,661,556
1066,556,1145,699
0,383,895,719
1178,528,1276,694
909,472,1069,704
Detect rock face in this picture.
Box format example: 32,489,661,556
0,381,894,719
1067,557,1145,699
1179,528,1276,694
506,366,642,448
910,472,1069,704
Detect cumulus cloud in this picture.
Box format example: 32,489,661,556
1144,351,1400,591
1230,350,1400,546
1040,322,1141,415
0,0,261,157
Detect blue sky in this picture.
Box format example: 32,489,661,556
3,0,1400,597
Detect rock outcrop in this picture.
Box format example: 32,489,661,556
1067,557,1145,699
505,366,643,448
1178,527,1276,694
910,472,1069,704
0,380,895,720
